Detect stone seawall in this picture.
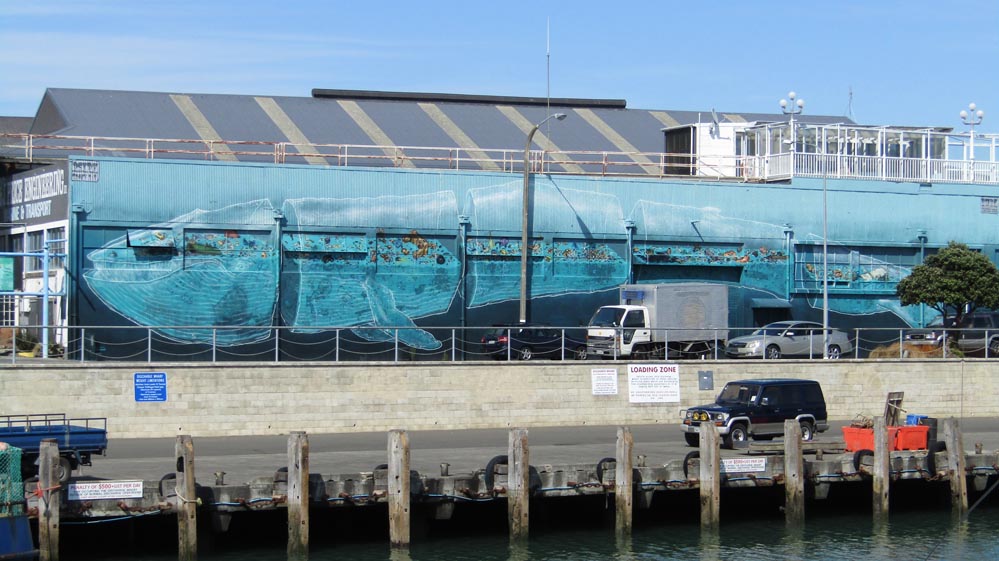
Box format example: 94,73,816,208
2,360,992,438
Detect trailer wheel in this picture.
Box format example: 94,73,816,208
56,457,73,483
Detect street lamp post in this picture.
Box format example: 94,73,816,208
960,103,984,179
781,91,828,358
520,112,566,324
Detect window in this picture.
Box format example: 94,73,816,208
25,230,44,272
47,227,65,269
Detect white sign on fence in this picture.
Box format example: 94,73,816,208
627,364,680,403
67,480,144,501
720,457,767,473
591,368,619,395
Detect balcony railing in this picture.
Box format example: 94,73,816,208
3,130,998,185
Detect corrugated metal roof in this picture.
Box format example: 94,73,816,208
30,88,856,166
0,117,33,134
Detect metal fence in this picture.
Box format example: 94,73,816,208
3,325,998,364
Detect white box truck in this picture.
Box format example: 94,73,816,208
586,283,729,359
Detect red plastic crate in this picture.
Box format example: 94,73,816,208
894,425,929,450
843,426,896,452
842,425,928,451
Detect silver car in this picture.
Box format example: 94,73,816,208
725,321,853,359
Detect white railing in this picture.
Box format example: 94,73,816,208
3,131,998,185
4,324,999,364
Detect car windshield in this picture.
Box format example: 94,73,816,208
589,308,626,328
716,383,761,405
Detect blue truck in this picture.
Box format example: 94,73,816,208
0,414,108,483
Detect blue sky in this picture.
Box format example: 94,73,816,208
2,0,996,133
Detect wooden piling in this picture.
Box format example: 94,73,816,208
615,426,633,538
783,420,804,525
698,423,720,530
37,439,60,561
175,435,197,561
508,428,530,542
943,418,968,513
388,429,411,548
872,416,890,520
287,431,309,560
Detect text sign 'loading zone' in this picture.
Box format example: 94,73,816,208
134,372,167,402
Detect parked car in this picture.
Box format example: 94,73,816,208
724,321,852,359
903,316,954,347
682,379,828,448
954,311,999,356
480,325,587,360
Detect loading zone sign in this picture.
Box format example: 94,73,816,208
627,364,680,403
134,372,167,402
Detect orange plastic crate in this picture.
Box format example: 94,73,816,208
842,426,897,452
894,425,929,450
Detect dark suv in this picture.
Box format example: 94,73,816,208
480,325,587,361
955,312,999,356
682,379,828,449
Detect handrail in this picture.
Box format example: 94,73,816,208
4,132,997,185
6,323,999,364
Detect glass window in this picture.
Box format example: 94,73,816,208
47,227,65,269
25,230,44,271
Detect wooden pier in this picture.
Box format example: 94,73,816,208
23,418,999,560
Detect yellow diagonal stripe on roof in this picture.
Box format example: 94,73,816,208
337,100,415,168
418,102,500,171
723,113,747,123
649,111,681,128
255,97,330,165
574,108,660,175
496,106,584,174
170,94,238,161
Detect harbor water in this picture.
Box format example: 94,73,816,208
62,496,998,561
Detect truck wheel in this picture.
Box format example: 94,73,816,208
632,345,647,360
56,457,73,483
723,423,748,449
765,345,782,360
827,345,842,359
573,346,587,360
684,433,699,447
517,347,533,361
799,421,815,441
989,338,999,358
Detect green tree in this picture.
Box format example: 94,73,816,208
896,241,999,326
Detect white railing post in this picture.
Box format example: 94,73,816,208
452,329,456,362
395,329,400,362
274,328,279,362
335,328,340,362
212,328,217,363
80,327,86,362
147,328,152,362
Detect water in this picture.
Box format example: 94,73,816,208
61,501,998,561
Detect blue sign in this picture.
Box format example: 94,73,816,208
134,372,167,402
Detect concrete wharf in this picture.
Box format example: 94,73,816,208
21,419,999,559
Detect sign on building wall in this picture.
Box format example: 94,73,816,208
134,372,167,402
2,163,69,226
0,257,12,291
591,367,619,395
627,364,680,403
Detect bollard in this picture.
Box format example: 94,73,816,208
943,418,968,513
287,432,309,560
783,420,804,525
508,428,530,542
699,423,720,531
175,435,197,561
615,427,634,538
872,416,890,521
38,440,60,561
388,429,411,548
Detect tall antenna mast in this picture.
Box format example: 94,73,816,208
847,86,855,121
546,18,551,137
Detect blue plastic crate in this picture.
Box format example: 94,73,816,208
906,414,928,426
